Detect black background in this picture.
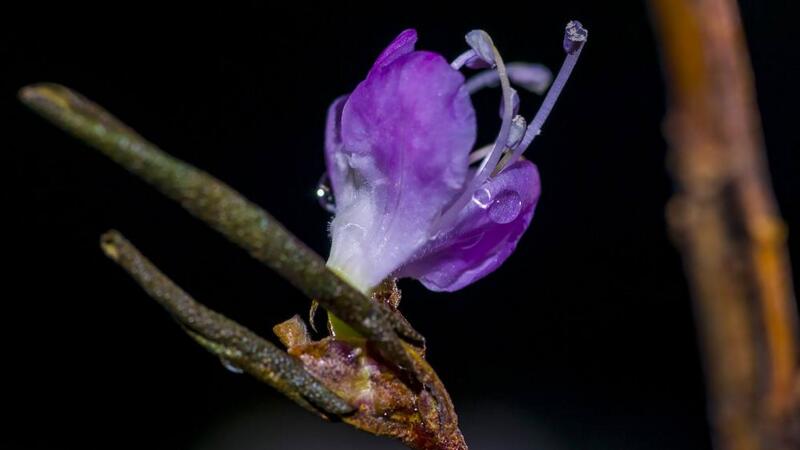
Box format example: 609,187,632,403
3,1,799,449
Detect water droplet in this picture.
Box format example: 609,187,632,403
220,358,244,374
488,191,522,224
315,173,336,213
471,187,492,209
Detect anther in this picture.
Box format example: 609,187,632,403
465,30,497,68
507,115,527,149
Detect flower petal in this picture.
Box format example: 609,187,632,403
372,29,418,72
397,160,541,292
342,50,475,193
324,95,349,198
326,45,477,292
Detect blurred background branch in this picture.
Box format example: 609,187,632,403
650,0,799,449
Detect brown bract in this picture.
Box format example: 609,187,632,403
275,314,466,450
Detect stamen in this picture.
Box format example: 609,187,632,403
500,20,588,172
450,49,476,70
468,115,524,168
499,88,520,117
465,62,553,95
468,144,493,165
465,30,497,67
433,30,515,235
434,22,586,236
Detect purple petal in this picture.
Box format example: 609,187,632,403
326,47,476,291
324,95,349,198
372,29,418,72
397,160,541,292
342,51,475,191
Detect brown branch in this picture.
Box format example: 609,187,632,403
102,230,466,449
19,84,462,449
650,1,800,449
18,83,423,371
99,230,354,417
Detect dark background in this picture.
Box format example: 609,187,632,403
3,1,798,449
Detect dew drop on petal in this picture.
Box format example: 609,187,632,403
471,187,493,209
316,172,336,213
488,191,522,224
220,358,244,374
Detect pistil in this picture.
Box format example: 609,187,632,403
500,20,588,172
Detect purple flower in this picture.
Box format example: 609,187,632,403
323,24,587,293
